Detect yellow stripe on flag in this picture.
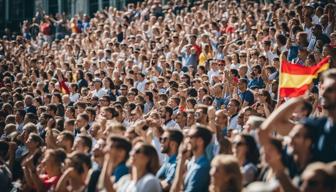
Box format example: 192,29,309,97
279,73,317,88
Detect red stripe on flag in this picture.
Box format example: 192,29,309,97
281,57,330,75
279,84,309,98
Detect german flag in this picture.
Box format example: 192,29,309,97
279,57,330,98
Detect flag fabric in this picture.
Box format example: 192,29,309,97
279,57,330,98
59,80,70,94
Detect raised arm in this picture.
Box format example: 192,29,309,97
259,97,304,145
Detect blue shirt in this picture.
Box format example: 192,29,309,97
248,77,265,89
112,162,129,182
214,97,226,110
239,90,254,106
304,117,336,163
184,154,210,192
156,154,177,184
288,45,299,61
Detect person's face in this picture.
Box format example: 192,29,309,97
175,112,185,124
227,101,238,115
90,125,100,138
120,87,127,96
195,109,204,122
187,128,199,152
187,112,195,126
232,135,247,159
129,143,148,169
238,80,246,91
160,132,170,153
159,108,166,119
73,138,86,153
198,89,205,98
289,124,310,154
75,117,86,128
15,112,23,123
320,77,336,110
127,92,135,101
215,112,227,127
26,135,38,150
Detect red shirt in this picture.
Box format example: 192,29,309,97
40,174,61,190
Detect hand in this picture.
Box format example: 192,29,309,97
208,106,216,120
177,143,190,162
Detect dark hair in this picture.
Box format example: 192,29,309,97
145,91,154,102
171,96,181,106
78,134,92,152
241,134,260,165
239,78,248,86
0,140,9,158
47,104,58,114
164,106,173,117
60,131,75,145
29,133,44,147
78,113,90,122
167,129,184,146
68,152,92,174
25,113,38,124
16,109,26,119
193,125,213,149
137,144,160,174
108,135,132,162
47,148,66,167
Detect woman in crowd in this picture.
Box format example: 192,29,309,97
232,134,260,186
101,142,161,192
209,154,243,192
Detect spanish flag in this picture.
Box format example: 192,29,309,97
279,57,330,98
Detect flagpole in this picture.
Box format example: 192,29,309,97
277,53,286,107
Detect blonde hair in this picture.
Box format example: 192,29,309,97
211,155,243,192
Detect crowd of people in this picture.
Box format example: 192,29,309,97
0,0,336,191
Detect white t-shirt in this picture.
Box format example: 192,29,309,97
117,173,162,192
92,88,107,98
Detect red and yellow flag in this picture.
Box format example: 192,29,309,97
279,57,330,98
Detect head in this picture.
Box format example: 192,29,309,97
215,110,228,128
160,129,184,155
72,134,92,153
232,134,259,165
41,149,66,176
238,78,248,92
104,135,132,163
65,152,91,179
187,125,213,155
320,69,336,112
210,155,242,192
289,123,313,155
129,143,160,175
227,99,240,116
